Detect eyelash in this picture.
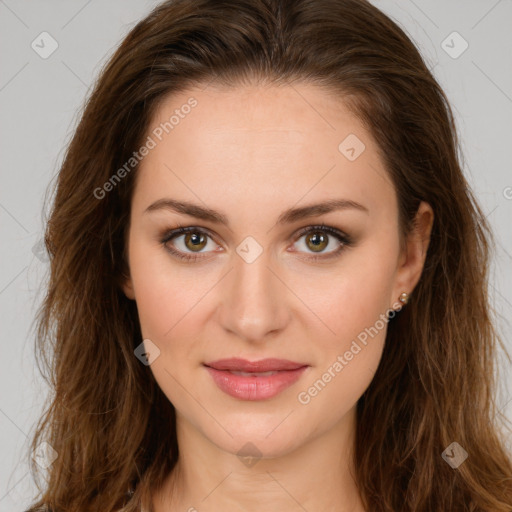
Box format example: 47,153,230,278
160,224,352,263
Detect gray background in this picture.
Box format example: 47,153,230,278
0,1,511,509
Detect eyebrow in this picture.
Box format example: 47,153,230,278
144,197,369,226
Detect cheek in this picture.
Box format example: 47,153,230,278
128,238,229,357
128,237,196,339
302,300,388,442
303,241,398,347
291,236,398,409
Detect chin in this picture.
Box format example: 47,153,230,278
201,415,309,460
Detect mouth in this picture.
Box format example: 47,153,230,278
203,358,309,401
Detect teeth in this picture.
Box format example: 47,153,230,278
229,370,279,377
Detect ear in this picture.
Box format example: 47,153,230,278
121,276,136,300
119,239,135,300
390,201,434,308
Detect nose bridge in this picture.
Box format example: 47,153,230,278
219,243,288,341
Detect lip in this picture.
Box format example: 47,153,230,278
203,358,309,401
204,358,307,372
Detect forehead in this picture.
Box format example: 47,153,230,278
133,83,395,222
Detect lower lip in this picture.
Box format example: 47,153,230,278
205,366,308,401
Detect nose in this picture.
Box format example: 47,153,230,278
217,246,290,343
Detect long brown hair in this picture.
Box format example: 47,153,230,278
26,0,512,510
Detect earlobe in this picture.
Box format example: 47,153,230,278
391,201,434,307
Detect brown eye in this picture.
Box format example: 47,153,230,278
161,224,351,263
304,231,328,252
161,227,218,261
292,225,352,260
184,231,208,252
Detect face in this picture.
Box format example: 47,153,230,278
122,83,431,458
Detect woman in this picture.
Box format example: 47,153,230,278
26,0,512,510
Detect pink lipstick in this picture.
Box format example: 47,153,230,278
203,358,308,400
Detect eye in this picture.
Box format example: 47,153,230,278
290,225,352,261
160,224,352,262
161,226,220,262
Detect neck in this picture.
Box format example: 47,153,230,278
153,405,366,512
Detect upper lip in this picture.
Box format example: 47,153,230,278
204,358,308,372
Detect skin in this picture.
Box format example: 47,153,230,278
122,82,434,512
